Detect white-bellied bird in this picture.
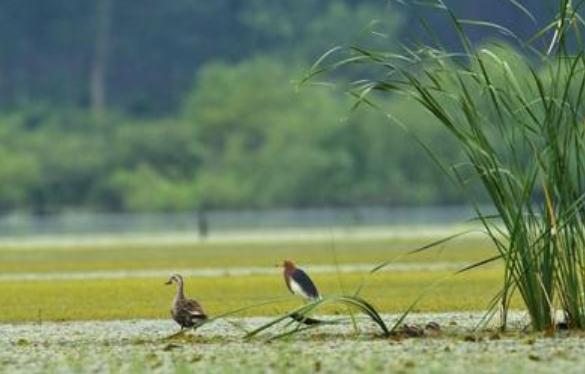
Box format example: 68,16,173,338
281,260,320,301
165,274,207,329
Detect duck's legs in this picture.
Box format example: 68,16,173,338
164,328,188,340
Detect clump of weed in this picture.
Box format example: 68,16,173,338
311,0,585,332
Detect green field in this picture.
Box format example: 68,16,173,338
0,235,511,322
0,236,494,273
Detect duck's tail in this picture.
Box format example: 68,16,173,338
190,313,208,329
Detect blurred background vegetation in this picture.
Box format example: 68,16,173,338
0,0,553,215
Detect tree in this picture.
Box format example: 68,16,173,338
184,58,357,208
90,0,113,121
240,1,401,61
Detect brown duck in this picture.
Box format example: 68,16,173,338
165,274,207,329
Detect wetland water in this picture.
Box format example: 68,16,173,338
0,206,490,238
2,312,585,373
0,262,467,281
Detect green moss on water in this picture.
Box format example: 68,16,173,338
0,268,521,322
0,236,511,322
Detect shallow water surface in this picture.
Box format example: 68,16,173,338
2,312,585,373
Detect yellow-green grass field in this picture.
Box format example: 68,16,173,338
0,235,515,322
0,236,494,273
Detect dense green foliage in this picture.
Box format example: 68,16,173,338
0,0,550,213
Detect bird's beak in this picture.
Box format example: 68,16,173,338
164,280,172,285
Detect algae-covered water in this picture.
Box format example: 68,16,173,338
2,312,585,373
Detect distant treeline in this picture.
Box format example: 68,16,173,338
0,0,557,213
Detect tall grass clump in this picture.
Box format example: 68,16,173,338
245,295,390,340
309,0,585,331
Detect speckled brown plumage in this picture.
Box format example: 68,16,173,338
165,274,207,329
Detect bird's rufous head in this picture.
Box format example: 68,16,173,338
282,260,296,271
